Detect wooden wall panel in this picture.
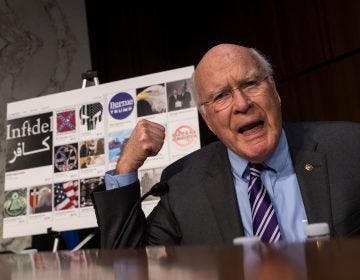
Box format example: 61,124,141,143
279,53,360,122
273,0,330,76
322,0,360,56
85,0,360,145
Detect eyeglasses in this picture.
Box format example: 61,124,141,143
200,75,269,112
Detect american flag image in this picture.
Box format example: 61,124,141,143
54,181,79,210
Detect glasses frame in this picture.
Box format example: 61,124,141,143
200,75,270,112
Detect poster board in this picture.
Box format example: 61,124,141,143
3,66,200,238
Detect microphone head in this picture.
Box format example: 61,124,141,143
150,182,169,197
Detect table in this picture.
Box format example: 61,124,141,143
1,237,360,279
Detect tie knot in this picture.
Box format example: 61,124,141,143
248,162,264,175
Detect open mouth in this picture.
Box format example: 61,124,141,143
238,120,264,134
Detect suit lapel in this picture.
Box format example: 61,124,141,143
198,123,335,241
284,124,334,233
201,143,244,243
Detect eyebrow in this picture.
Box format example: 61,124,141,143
208,72,263,95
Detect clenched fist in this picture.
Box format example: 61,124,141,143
115,119,165,174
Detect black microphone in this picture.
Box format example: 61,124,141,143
148,181,169,197
112,182,169,249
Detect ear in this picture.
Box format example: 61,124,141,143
269,78,281,105
201,111,216,134
275,88,281,105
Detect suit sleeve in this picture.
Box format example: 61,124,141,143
91,181,182,248
145,193,182,246
91,182,146,248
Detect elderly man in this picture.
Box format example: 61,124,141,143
92,44,360,249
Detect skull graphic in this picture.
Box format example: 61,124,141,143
79,103,103,130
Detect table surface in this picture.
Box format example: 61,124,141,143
1,237,360,280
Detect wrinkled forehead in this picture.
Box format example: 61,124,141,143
195,47,263,93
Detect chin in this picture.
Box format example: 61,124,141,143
242,143,275,163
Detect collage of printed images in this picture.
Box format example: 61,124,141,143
54,139,105,172
136,79,195,117
4,77,197,220
3,176,104,218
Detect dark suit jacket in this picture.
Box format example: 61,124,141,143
92,122,360,249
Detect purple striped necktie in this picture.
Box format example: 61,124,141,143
248,163,281,243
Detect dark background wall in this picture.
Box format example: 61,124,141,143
85,0,360,146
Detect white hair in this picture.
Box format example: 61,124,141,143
192,46,274,116
248,47,274,77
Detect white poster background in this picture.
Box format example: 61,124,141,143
3,66,200,238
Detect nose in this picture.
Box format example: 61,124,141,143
231,88,251,112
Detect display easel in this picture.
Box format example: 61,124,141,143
47,227,61,252
50,70,100,252
81,70,99,88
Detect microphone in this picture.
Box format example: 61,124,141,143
147,181,169,197
112,182,169,249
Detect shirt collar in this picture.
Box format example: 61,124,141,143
227,129,289,179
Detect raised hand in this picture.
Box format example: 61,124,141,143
115,119,165,174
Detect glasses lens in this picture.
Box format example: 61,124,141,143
210,76,269,111
214,94,233,111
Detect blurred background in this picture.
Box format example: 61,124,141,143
0,0,359,251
